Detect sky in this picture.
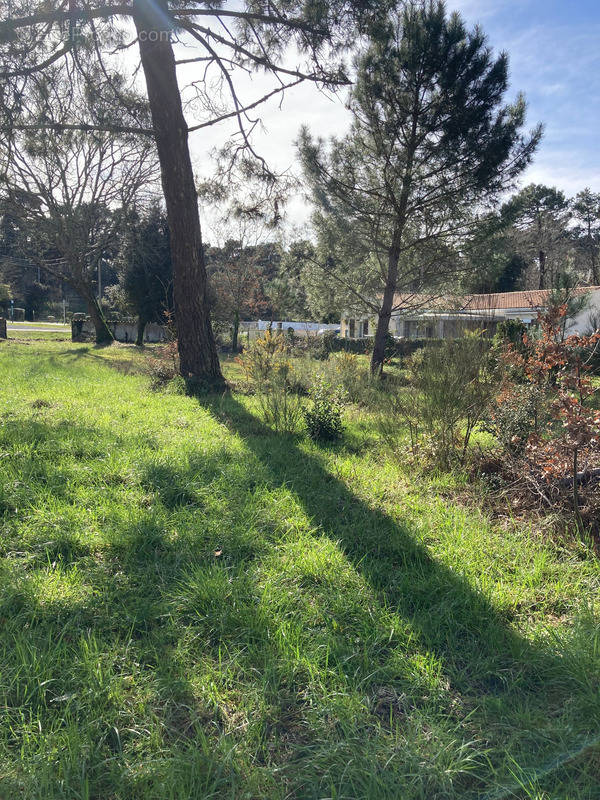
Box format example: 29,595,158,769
182,0,600,230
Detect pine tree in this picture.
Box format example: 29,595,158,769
300,0,541,374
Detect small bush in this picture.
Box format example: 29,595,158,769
146,340,179,388
238,331,303,433
164,375,187,395
287,351,371,405
329,336,442,358
331,351,372,404
493,319,527,350
382,333,500,468
483,383,544,454
303,334,331,361
304,378,345,442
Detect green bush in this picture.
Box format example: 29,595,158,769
330,336,443,358
483,383,545,455
304,378,345,442
238,331,303,433
382,333,499,468
493,319,528,352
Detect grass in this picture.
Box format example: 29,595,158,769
0,338,599,799
6,321,70,329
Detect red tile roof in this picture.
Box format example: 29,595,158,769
392,287,600,313
463,288,599,310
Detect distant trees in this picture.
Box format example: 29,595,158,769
206,224,273,351
300,0,540,375
0,206,59,319
461,214,528,295
263,240,312,322
464,186,600,294
503,185,571,290
571,190,600,285
0,70,156,342
110,206,173,345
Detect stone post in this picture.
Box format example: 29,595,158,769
71,314,85,342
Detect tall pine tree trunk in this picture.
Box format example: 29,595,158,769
370,140,415,377
134,1,222,383
370,238,401,376
371,248,399,375
538,249,546,290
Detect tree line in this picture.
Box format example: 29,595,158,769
0,1,598,377
3,178,598,346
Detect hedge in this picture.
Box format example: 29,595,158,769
327,334,444,358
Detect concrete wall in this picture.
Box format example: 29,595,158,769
254,320,339,336
73,319,167,343
241,320,339,338
112,322,167,343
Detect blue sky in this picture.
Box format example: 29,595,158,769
188,0,600,228
450,0,600,195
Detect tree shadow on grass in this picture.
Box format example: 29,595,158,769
1,410,598,799
193,393,600,794
200,395,523,680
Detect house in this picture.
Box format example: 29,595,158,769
241,320,339,337
340,288,600,340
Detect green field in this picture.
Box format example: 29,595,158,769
7,322,70,330
0,339,599,799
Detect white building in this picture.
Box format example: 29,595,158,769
241,320,339,337
340,288,600,340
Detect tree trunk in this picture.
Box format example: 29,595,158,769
590,243,599,285
134,1,223,384
136,317,147,347
371,235,401,376
86,294,113,345
231,310,240,352
369,126,416,376
538,249,546,290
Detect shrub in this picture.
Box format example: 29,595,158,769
483,383,545,455
493,319,527,350
164,375,187,395
383,333,499,468
303,333,331,361
146,340,179,388
495,305,600,528
329,336,442,358
304,378,345,442
238,331,303,433
331,351,365,402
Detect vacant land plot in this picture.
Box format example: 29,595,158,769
0,339,599,799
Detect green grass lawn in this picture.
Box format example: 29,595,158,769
7,321,70,329
0,339,599,799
